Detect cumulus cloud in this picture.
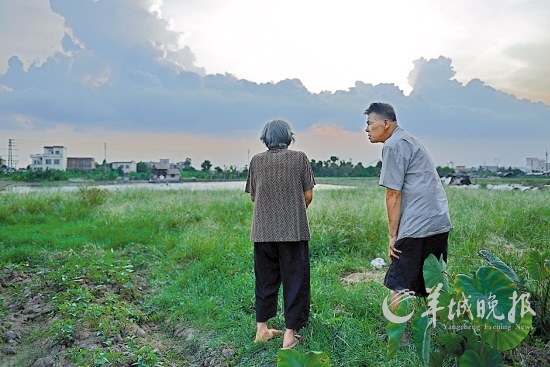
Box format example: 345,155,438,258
0,0,66,73
501,41,550,104
0,0,549,169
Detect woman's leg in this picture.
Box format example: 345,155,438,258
254,242,283,341
278,241,310,347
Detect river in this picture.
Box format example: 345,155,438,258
1,181,354,194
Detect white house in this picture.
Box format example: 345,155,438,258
526,157,549,173
111,161,137,175
30,146,67,171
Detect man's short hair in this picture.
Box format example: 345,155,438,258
364,102,397,122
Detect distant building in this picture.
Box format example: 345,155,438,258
30,146,67,171
151,165,181,182
526,157,549,173
481,165,498,173
454,165,467,173
111,161,137,175
67,157,96,171
146,159,173,170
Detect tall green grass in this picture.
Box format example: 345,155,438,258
0,183,548,366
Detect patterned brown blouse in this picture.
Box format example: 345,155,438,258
245,148,315,242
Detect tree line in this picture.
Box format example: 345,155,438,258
1,156,469,182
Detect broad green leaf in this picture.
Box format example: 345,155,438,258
423,254,449,293
459,328,480,353
478,250,521,284
387,298,409,357
458,348,502,367
525,251,550,281
428,351,443,367
412,306,432,367
454,267,532,350
438,333,466,356
483,312,532,352
277,349,331,367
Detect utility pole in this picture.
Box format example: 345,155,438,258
104,142,107,173
7,139,17,170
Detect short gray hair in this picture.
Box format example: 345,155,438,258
260,119,295,149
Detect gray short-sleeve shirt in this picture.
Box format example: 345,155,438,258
379,127,452,240
245,148,315,242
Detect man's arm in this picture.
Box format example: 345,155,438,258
385,188,402,260
304,189,313,208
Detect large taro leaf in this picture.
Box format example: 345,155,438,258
454,266,532,351
525,250,550,281
277,349,331,367
423,254,450,293
459,328,480,353
387,297,410,357
438,333,466,357
428,351,443,367
458,348,503,367
412,306,432,367
478,249,521,284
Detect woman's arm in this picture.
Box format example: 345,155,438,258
304,189,313,208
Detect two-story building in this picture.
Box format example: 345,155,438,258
111,161,137,175
67,157,96,171
526,157,550,173
30,146,67,171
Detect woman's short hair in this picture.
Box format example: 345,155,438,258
260,119,295,149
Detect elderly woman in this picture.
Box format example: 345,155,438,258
245,119,315,349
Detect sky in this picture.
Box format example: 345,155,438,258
0,0,549,169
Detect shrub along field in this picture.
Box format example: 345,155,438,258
0,179,548,366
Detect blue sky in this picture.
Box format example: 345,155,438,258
0,0,549,169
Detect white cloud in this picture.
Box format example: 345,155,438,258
0,1,548,168
161,0,550,102
0,0,66,73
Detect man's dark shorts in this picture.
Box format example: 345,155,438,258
383,232,449,297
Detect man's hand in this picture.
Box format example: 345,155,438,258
389,236,401,261
385,188,402,261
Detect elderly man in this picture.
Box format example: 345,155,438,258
364,102,452,306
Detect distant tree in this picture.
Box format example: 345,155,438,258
136,161,150,173
436,166,456,177
116,166,125,176
182,157,193,171
351,162,365,177
201,160,212,172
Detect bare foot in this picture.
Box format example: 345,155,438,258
254,328,283,343
282,330,303,349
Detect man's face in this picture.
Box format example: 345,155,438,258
365,112,387,143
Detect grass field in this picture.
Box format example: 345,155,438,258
0,179,548,366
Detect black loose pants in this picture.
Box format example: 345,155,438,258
254,241,310,330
